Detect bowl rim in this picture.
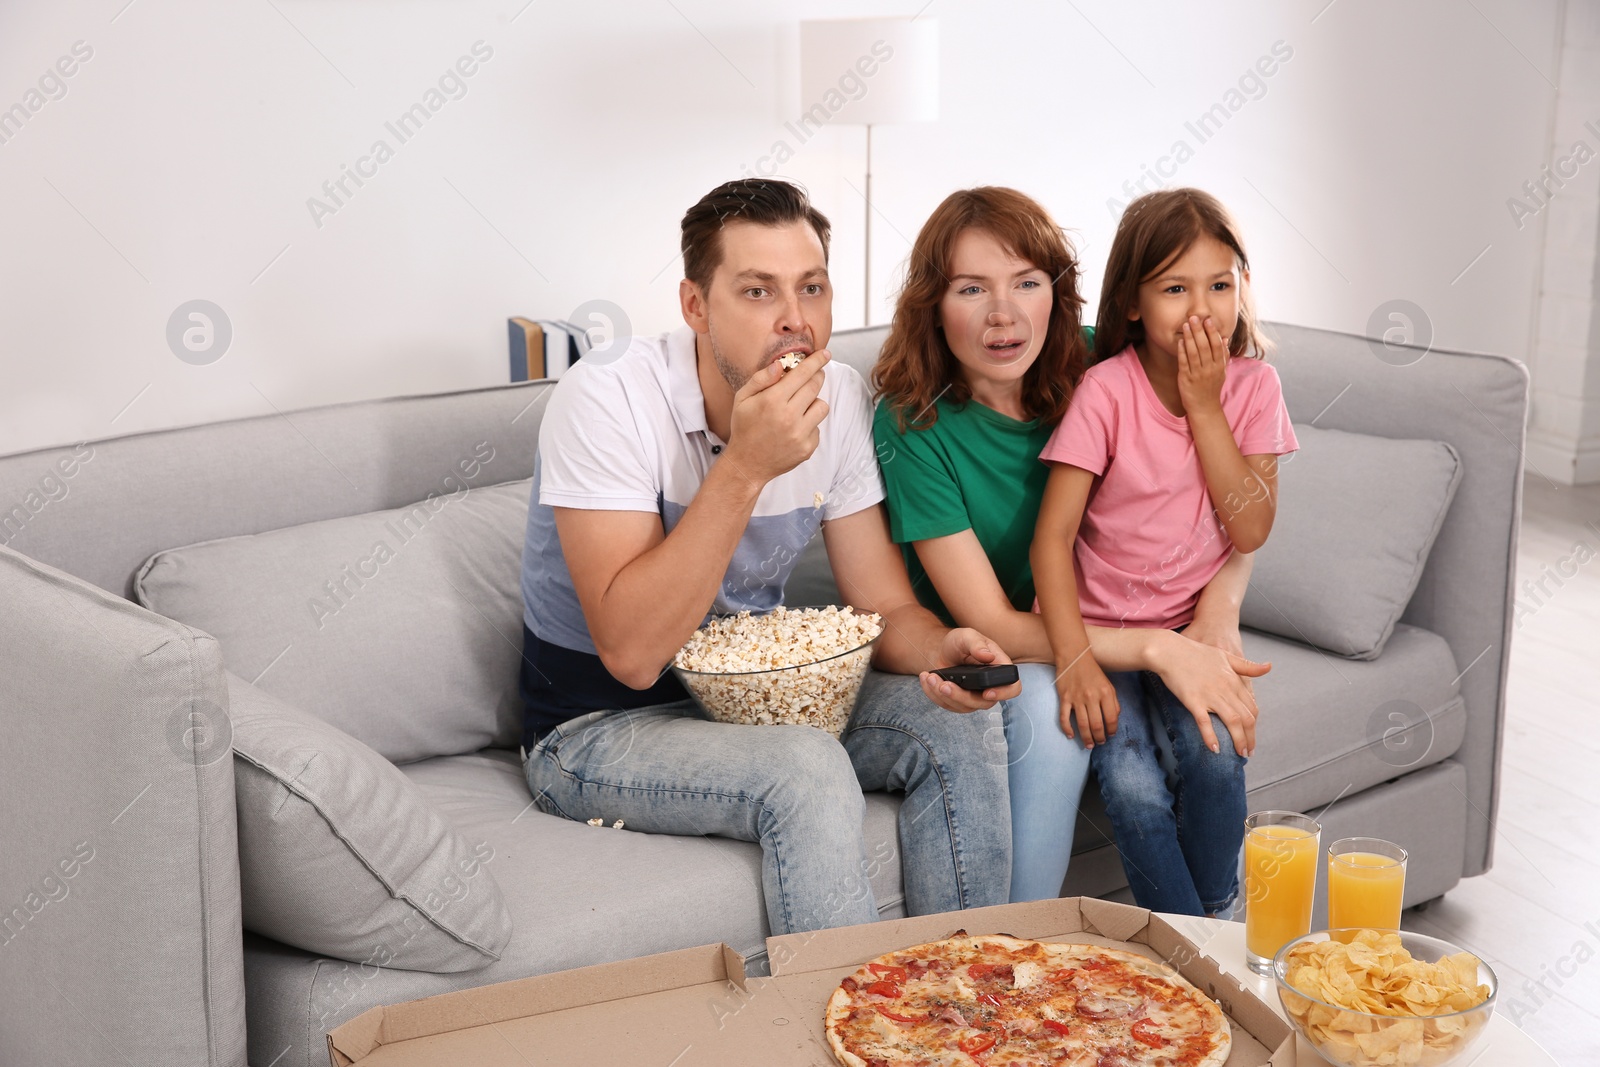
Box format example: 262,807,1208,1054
1272,928,1498,1022
671,614,883,678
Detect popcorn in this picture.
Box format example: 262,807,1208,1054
777,351,806,371
612,819,625,830
813,491,825,509
673,606,883,737
586,818,604,827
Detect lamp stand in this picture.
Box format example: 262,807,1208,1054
864,123,873,328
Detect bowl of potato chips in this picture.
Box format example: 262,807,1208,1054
1273,929,1496,1067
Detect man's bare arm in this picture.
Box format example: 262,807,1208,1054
553,461,764,689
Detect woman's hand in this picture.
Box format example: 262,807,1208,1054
917,627,1023,712
1052,652,1120,749
1176,315,1229,418
1182,613,1246,661
1149,630,1267,757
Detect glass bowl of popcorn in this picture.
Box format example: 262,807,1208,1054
671,606,884,738
1273,929,1497,1067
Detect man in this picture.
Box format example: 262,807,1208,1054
519,178,1023,936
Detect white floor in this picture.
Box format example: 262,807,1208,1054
1397,478,1600,1067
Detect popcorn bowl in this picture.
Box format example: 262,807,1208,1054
1273,929,1497,1067
671,607,883,738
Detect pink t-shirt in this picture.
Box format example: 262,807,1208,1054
1036,346,1298,629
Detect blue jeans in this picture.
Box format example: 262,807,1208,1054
522,670,1011,936
1002,662,1094,901
1092,670,1247,915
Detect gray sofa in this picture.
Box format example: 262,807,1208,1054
0,322,1525,1067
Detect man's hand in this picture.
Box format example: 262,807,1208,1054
1176,315,1228,419
916,628,1022,713
1053,651,1120,748
721,349,831,485
1149,629,1267,757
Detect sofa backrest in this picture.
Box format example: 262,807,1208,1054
0,381,550,600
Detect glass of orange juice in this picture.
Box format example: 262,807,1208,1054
1244,810,1321,975
1328,837,1407,931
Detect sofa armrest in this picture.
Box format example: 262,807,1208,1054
1265,322,1528,878
0,544,246,1067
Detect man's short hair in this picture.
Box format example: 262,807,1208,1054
680,179,832,291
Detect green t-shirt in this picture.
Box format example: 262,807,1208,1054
872,329,1094,627
873,396,1054,627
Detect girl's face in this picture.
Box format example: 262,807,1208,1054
1129,234,1248,361
937,228,1053,392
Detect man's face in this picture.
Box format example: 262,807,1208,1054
687,220,832,391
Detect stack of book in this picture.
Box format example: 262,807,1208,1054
507,318,590,382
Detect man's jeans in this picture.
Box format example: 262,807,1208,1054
522,670,1012,936
1091,669,1247,915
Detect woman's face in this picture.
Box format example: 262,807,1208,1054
1129,234,1246,361
937,228,1053,393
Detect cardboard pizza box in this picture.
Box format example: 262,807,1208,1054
328,898,1294,1065
765,896,1295,1066
325,942,813,1066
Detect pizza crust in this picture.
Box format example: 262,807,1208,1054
824,932,1232,1067
825,985,869,1067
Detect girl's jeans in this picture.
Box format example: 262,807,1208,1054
1091,668,1247,915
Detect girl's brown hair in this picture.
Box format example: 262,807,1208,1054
873,187,1091,432
1094,187,1272,363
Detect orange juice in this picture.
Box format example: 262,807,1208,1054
1329,850,1406,929
1245,823,1320,963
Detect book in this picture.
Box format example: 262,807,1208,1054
507,317,544,382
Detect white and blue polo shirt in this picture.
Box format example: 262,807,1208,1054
519,325,885,740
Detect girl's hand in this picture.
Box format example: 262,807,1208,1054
1176,315,1229,418
1149,630,1267,757
1053,652,1120,748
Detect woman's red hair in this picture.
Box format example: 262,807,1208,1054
873,187,1091,432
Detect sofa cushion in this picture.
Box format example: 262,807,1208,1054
239,749,906,1067
1241,424,1461,659
134,479,531,763
227,672,513,973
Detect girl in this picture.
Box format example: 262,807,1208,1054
873,187,1270,902
1032,187,1298,915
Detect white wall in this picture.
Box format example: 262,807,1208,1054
1525,0,1600,485
0,0,1563,458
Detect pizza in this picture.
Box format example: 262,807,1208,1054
824,932,1231,1067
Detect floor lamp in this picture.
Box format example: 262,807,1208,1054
800,18,939,327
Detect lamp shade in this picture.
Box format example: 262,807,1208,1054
799,17,938,127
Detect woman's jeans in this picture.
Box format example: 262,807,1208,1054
523,669,1012,936
1002,662,1094,901
1092,669,1247,915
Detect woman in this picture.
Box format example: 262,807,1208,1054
871,186,1268,902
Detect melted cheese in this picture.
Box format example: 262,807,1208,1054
1012,960,1045,991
